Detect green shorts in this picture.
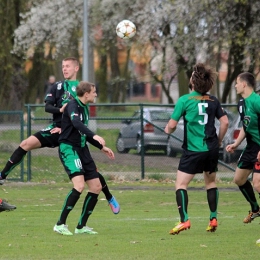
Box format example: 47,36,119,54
59,143,99,181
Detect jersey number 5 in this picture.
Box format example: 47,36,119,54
198,103,208,125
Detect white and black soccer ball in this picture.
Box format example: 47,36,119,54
116,20,136,39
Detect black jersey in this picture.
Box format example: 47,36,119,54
59,98,95,147
45,80,78,127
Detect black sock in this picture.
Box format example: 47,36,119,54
76,192,98,229
207,188,219,220
99,172,112,201
239,180,259,212
1,146,27,178
176,189,188,222
57,188,81,225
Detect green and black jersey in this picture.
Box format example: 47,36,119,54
237,92,260,146
45,80,79,127
59,98,98,148
171,91,226,152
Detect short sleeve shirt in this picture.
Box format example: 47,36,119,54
171,91,225,152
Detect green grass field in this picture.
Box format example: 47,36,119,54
1,182,260,260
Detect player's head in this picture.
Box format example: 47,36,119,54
76,81,97,103
62,57,80,80
237,72,255,89
190,63,217,94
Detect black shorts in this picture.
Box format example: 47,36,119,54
237,143,260,173
33,124,59,148
59,143,99,181
178,148,219,174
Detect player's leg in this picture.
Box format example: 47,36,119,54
234,167,260,223
99,172,120,214
204,171,218,232
54,175,84,236
204,148,219,232
75,177,101,235
0,198,16,212
169,170,194,235
54,144,83,236
0,135,41,180
252,172,260,194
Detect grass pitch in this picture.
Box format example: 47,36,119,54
1,182,260,259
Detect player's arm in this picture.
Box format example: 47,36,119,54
226,127,246,153
164,119,178,134
101,146,115,159
67,103,105,146
45,101,62,114
218,114,229,146
86,135,104,150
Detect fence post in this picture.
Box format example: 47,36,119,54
26,104,32,181
140,104,145,179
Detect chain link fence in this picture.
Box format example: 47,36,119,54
0,104,240,182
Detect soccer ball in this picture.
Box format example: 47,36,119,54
116,20,136,39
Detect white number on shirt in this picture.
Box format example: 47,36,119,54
198,103,208,125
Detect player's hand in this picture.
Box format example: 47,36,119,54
59,103,67,113
93,135,105,146
257,151,260,162
101,146,115,159
226,143,236,153
50,127,61,134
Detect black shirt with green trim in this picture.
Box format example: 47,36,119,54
59,97,102,149
44,80,79,127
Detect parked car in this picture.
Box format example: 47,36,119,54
166,110,246,162
116,107,172,154
166,119,184,157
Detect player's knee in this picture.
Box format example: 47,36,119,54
20,136,40,150
75,184,85,193
20,139,29,150
89,182,102,194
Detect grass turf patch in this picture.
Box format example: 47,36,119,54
1,182,260,259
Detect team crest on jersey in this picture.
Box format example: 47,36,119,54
57,83,62,90
72,86,76,92
243,116,250,127
62,91,72,101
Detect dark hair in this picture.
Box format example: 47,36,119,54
192,63,217,94
62,57,80,67
76,81,95,97
237,72,256,89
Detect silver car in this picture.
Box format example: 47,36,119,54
116,107,172,154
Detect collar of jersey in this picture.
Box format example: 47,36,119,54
64,80,79,91
75,96,88,108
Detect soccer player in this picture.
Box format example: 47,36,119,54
226,72,260,223
0,57,119,214
53,81,114,235
0,198,16,212
164,63,228,235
